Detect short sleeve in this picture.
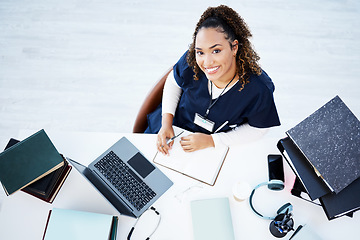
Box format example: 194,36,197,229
247,94,280,128
173,51,194,88
246,73,281,128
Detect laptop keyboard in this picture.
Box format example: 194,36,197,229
94,151,157,211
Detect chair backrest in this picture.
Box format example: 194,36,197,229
132,67,173,133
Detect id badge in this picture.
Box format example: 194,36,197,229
194,113,215,132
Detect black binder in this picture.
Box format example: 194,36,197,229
286,96,360,194
278,137,360,220
319,177,360,220
277,137,330,200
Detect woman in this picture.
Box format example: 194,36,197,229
146,5,280,154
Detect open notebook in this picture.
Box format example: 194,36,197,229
153,126,229,186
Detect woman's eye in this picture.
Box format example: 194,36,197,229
196,51,203,56
213,49,221,54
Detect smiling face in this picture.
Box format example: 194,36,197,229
195,27,238,88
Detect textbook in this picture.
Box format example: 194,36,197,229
191,198,235,240
42,208,118,240
4,138,72,203
286,96,360,194
153,126,229,186
0,130,64,196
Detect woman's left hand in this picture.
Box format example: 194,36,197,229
180,133,215,152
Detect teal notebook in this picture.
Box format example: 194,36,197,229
0,129,64,195
191,198,235,240
43,208,118,240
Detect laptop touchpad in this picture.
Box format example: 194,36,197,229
128,152,155,178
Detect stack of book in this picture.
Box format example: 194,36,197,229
0,129,71,203
277,96,360,220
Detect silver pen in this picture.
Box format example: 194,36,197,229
166,130,184,145
214,121,229,133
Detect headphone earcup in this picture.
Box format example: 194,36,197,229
276,202,293,215
268,179,284,191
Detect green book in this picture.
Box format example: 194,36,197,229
191,198,235,240
42,208,118,240
0,129,64,195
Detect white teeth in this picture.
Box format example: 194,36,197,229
206,66,219,73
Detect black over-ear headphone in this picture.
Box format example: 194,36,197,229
249,180,294,238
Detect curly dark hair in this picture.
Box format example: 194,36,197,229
187,5,261,90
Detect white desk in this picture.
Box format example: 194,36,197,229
0,130,359,240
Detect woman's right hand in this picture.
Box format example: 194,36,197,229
157,113,175,155
157,125,175,155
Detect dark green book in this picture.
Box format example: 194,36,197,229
5,138,71,203
0,129,64,196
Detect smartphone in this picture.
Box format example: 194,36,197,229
268,154,284,190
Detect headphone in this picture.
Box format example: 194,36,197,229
127,207,161,240
249,179,294,238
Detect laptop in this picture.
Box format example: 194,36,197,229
67,136,173,218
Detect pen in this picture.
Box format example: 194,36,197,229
166,130,184,145
214,121,229,133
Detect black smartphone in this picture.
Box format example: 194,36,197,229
268,154,284,190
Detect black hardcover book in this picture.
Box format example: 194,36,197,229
24,159,68,197
4,138,21,150
286,95,360,193
22,163,72,203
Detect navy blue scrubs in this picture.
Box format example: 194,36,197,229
145,51,280,134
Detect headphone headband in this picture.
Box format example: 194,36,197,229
249,180,292,220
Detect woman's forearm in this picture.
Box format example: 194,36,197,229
211,123,269,148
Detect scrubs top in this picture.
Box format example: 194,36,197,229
146,51,280,134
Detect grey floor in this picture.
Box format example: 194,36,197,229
0,0,359,207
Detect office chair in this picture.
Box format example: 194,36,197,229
132,67,173,133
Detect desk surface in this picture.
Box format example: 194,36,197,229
0,130,359,240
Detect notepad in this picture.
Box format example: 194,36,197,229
42,208,118,240
153,126,229,186
191,198,235,240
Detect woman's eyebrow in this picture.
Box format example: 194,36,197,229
195,44,222,50
209,44,222,49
